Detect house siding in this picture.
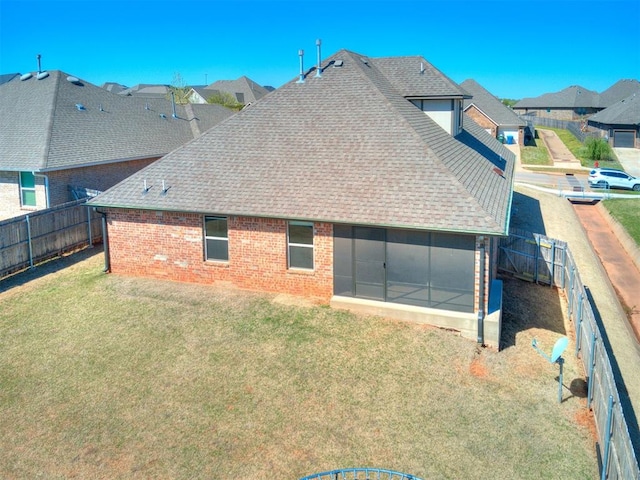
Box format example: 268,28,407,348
105,208,334,300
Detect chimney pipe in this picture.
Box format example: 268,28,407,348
36,54,42,74
315,39,322,78
297,49,305,83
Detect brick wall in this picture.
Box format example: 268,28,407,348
47,157,159,206
465,105,497,137
105,208,334,301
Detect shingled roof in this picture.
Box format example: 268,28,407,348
91,49,514,236
0,71,235,172
461,79,526,127
589,92,640,126
598,79,640,108
194,76,270,104
514,85,599,109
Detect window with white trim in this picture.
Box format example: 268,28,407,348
204,216,228,261
20,171,36,207
288,221,314,269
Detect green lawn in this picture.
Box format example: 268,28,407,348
603,199,640,246
538,126,624,170
0,252,597,479
521,137,552,165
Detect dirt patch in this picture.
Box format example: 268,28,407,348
469,354,489,378
574,405,598,443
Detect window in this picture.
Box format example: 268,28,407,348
288,221,314,269
204,216,228,261
20,171,36,207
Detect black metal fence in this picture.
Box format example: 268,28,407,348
499,230,639,479
0,199,102,279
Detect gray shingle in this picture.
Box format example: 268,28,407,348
461,79,526,127
589,92,640,125
514,85,599,109
90,50,514,235
0,71,235,172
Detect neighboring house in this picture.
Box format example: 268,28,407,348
461,79,527,145
0,71,235,220
598,79,640,109
188,76,270,105
101,81,129,94
513,85,600,120
588,92,640,148
118,83,171,98
513,79,640,121
89,49,516,348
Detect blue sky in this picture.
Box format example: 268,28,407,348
1,0,638,99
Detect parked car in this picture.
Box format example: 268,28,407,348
588,168,640,191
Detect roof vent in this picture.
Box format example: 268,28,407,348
160,113,167,119
75,103,86,111
36,71,49,80
315,39,322,78
67,76,81,85
297,49,305,84
334,60,343,67
361,57,369,66
20,73,33,81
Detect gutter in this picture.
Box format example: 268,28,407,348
32,171,50,209
93,208,110,273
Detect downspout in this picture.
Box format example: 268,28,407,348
477,241,486,346
94,208,110,273
32,171,50,209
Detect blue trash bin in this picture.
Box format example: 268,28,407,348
507,135,514,145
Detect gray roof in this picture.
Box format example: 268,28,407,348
0,71,235,172
118,84,171,98
598,79,640,108
514,85,599,109
199,76,270,104
372,56,469,98
91,49,514,236
0,73,20,85
461,79,526,127
588,92,640,126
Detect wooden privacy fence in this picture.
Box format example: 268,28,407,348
0,200,102,279
499,230,640,480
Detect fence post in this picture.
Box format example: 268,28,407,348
550,240,555,287
25,214,34,269
587,331,597,410
600,395,614,480
575,292,583,356
87,206,93,248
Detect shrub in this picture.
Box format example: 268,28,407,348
584,137,613,161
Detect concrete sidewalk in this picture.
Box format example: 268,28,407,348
537,128,586,170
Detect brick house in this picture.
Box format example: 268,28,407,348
0,70,235,220
90,49,515,348
461,79,527,145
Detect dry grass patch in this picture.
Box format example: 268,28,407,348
0,252,597,479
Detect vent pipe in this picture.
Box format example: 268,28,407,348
315,39,322,78
170,91,177,118
36,54,42,74
297,49,305,84
420,62,425,75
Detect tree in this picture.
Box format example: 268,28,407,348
167,72,190,105
584,137,613,161
206,91,244,111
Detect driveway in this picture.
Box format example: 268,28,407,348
615,147,640,177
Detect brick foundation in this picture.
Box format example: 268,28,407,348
105,209,334,301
